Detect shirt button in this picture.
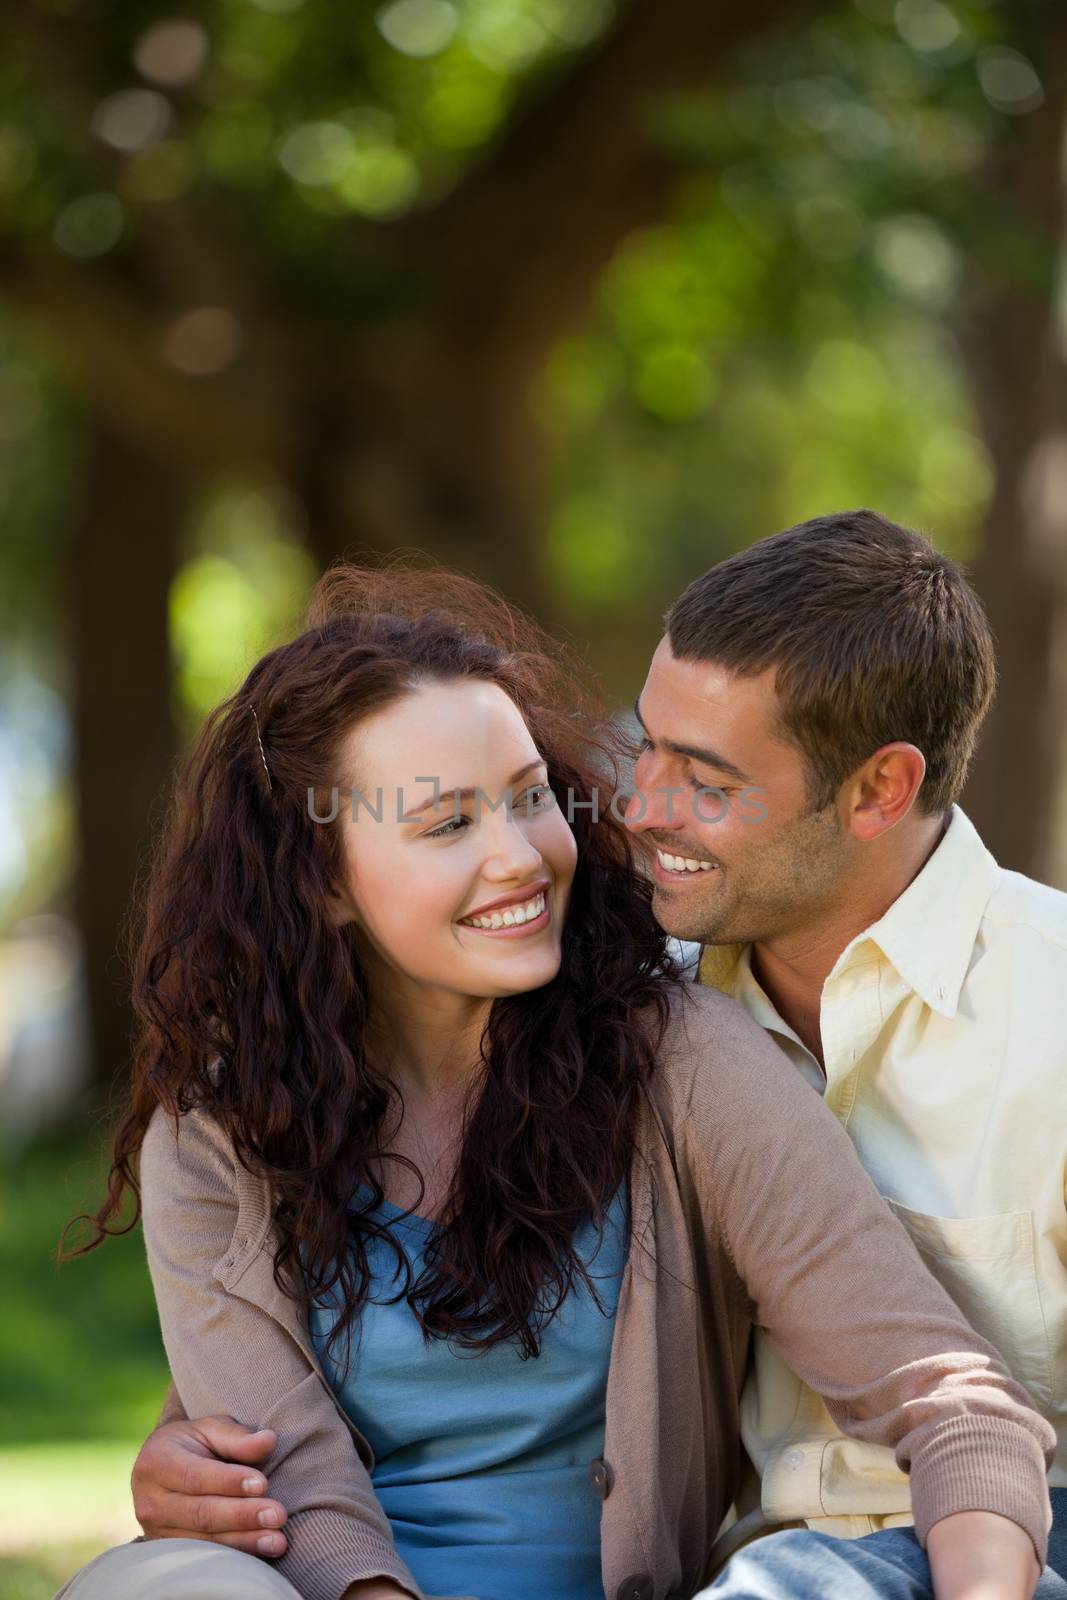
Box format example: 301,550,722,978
616,1577,653,1600
786,1448,804,1470
588,1457,614,1499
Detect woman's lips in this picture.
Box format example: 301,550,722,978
458,902,551,939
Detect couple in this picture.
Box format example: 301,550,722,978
58,509,1067,1600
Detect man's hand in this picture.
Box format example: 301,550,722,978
132,1415,289,1557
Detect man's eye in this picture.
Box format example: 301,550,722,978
635,736,652,754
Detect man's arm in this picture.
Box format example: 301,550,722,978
675,986,1055,1579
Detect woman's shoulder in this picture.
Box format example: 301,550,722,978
139,1098,275,1275
650,977,774,1077
141,1097,242,1206
645,977,819,1132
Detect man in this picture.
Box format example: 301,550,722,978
624,509,1067,1596
107,511,1067,1595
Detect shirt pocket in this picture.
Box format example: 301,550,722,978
881,1197,1053,1413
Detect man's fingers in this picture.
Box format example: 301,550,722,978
191,1419,278,1466
145,1492,287,1538
194,1491,287,1537
156,1450,276,1499
148,1526,288,1559
213,1528,289,1558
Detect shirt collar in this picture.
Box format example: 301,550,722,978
698,941,746,995
698,806,997,1021
853,804,997,1018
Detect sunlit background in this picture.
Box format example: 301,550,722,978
2,0,1066,1592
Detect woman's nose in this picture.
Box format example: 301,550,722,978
485,815,543,876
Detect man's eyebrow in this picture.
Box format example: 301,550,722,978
403,758,548,817
632,696,751,784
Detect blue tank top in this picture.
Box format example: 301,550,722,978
308,1180,630,1600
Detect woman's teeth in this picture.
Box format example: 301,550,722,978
461,891,546,930
656,849,715,874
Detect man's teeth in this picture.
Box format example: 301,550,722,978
656,849,715,874
461,892,546,930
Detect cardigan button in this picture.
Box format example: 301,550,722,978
588,1457,614,1499
616,1576,653,1600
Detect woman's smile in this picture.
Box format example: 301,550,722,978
457,885,551,937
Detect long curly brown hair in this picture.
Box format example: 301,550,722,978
70,560,686,1360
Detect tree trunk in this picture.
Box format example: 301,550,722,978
959,9,1067,882
66,419,185,1100
17,0,831,1110
292,331,556,621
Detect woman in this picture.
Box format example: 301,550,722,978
59,561,1053,1600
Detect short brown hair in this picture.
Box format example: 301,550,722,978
666,509,996,814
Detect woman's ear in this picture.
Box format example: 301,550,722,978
324,883,356,928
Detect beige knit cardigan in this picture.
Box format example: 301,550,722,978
142,983,1055,1600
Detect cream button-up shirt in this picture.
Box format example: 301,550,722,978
699,805,1067,1538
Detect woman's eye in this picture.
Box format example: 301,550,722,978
518,784,554,813
427,815,468,839
426,785,552,837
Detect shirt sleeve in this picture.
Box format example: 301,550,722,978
670,985,1056,1568
140,1103,426,1600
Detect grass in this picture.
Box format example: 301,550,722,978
0,1542,108,1600
0,1130,170,1596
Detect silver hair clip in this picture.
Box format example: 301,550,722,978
250,706,273,792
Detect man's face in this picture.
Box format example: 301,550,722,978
625,637,854,947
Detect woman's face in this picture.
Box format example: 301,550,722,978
327,678,578,1003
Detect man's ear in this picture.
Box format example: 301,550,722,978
845,742,926,842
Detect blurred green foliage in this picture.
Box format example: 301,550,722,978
172,484,317,733
539,0,1019,634
0,1135,165,1445
0,1133,165,1578
0,0,1061,1574
2,0,1036,709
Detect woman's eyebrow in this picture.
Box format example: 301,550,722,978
404,758,548,817
632,696,751,784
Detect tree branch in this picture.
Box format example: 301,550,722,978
0,245,293,476
414,0,826,374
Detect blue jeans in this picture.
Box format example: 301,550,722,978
697,1489,1067,1598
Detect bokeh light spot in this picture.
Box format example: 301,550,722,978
874,214,959,307
277,121,354,186
635,346,714,422
91,89,174,153
53,194,124,259
133,20,210,88
162,309,243,376
977,48,1044,115
894,0,960,54
376,0,458,58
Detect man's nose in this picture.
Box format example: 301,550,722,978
624,753,685,833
